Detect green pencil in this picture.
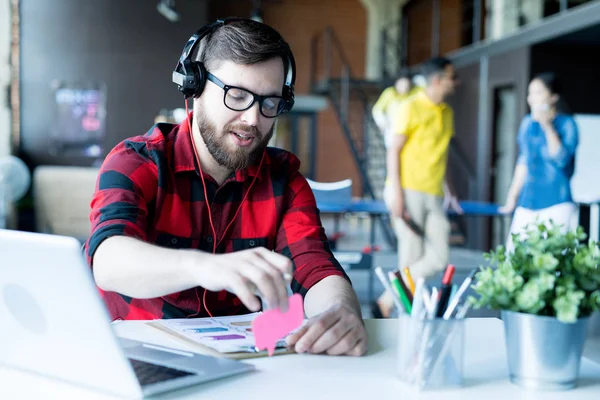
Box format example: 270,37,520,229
388,271,412,315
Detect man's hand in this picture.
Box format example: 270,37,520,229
443,193,463,214
194,247,292,313
285,303,368,356
388,187,407,218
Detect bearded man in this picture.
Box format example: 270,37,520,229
85,18,367,357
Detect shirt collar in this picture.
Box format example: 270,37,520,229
416,90,448,110
172,113,265,183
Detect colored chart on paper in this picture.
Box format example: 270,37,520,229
151,311,296,354
168,320,212,327
208,334,246,341
230,321,252,327
184,327,228,333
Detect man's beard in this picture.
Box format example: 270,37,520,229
196,110,274,171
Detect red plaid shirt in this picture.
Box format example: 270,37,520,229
85,119,348,320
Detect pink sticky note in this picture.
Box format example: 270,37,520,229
252,293,304,356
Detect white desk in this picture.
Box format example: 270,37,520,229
1,318,599,399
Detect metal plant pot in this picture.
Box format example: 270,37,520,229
501,310,589,390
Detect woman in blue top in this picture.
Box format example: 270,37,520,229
500,73,579,251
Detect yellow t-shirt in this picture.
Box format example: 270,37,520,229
372,87,405,116
390,91,454,197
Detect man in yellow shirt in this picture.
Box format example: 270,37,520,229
375,57,462,318
371,73,414,147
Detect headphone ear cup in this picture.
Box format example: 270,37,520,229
177,60,207,98
282,86,295,112
190,61,208,98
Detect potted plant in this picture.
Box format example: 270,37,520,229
469,221,600,390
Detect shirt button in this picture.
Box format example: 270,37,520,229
207,237,213,243
249,240,255,247
171,238,178,244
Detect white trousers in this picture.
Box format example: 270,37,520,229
383,186,450,279
506,202,578,252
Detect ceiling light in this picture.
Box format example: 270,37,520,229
157,0,180,23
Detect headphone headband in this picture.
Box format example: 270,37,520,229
172,17,295,112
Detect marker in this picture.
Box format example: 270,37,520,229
249,272,293,310
388,271,412,315
411,278,426,319
443,269,477,319
415,286,437,383
421,285,432,317
393,270,414,304
403,267,416,295
374,266,404,313
449,284,457,303
455,300,472,319
427,287,439,319
435,264,455,318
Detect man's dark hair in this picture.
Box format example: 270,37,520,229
420,56,452,81
195,19,292,82
396,70,413,81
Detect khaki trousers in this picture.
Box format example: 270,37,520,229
384,188,450,280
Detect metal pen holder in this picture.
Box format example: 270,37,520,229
396,314,465,390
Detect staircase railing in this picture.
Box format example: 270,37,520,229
310,27,388,196
310,26,395,247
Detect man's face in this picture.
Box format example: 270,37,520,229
436,64,458,97
194,58,285,171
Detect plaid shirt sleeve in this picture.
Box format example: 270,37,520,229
276,171,351,297
85,140,158,265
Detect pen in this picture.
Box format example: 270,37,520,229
455,300,471,319
249,272,293,309
421,285,432,317
393,270,414,304
442,269,477,319
389,271,412,315
375,266,404,313
403,267,416,295
427,287,439,319
435,264,455,318
449,284,457,303
415,287,438,384
411,278,426,320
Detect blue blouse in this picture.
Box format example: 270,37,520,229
517,114,579,211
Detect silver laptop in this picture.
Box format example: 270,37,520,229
0,229,255,398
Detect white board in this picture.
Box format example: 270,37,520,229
571,114,600,204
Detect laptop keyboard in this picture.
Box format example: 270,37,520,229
128,358,194,386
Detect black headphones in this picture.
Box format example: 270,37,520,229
172,17,296,113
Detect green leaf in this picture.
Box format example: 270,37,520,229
533,253,559,272
555,276,576,297
553,291,584,323
586,290,600,312
515,280,547,314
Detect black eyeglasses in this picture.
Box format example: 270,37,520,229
206,72,286,118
